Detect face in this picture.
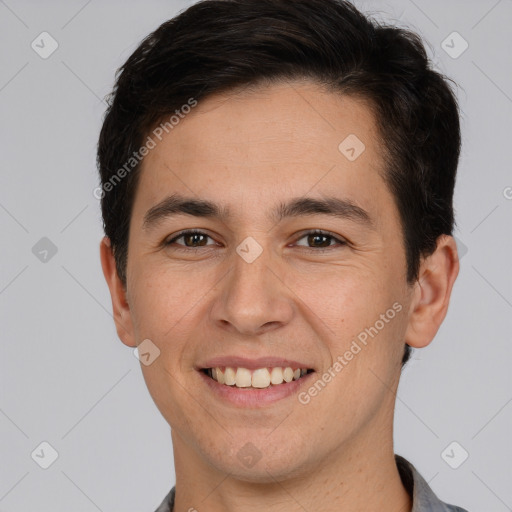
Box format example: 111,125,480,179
106,81,423,481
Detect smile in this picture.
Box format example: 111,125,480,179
202,366,314,389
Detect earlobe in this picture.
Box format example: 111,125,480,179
404,235,460,349
99,236,137,347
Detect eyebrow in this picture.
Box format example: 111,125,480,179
142,193,373,231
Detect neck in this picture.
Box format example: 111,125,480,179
170,420,412,512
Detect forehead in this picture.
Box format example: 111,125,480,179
133,80,393,227
150,81,381,163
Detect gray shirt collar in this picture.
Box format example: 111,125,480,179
394,455,468,511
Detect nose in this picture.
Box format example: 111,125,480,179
210,241,295,336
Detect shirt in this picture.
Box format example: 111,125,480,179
154,454,469,511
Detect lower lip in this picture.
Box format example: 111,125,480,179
198,370,315,408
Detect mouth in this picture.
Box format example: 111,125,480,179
200,366,315,390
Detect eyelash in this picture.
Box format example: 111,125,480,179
164,229,347,252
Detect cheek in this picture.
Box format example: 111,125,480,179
128,263,204,336
128,268,205,425
292,267,396,333
292,268,407,387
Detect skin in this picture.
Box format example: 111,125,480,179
100,80,459,512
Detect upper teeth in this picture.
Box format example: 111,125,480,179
208,367,309,388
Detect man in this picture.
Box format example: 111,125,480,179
97,1,468,510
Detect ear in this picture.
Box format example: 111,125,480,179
99,236,137,347
404,235,460,349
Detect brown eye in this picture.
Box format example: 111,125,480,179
166,230,216,248
295,230,347,250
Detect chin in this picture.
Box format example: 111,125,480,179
205,438,312,484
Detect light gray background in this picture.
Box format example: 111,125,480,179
1,0,511,510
